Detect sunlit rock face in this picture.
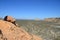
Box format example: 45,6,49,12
0,20,43,40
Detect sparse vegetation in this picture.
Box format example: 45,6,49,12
16,19,60,40
0,18,60,40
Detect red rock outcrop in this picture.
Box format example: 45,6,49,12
0,20,43,40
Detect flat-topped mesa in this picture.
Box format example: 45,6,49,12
44,18,60,22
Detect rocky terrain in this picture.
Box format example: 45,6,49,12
0,17,60,40
16,18,60,40
0,20,42,40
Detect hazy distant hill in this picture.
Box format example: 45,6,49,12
44,18,60,23
0,18,2,20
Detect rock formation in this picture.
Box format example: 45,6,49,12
4,16,16,25
44,18,60,22
0,20,42,40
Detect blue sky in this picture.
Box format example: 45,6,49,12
0,0,60,19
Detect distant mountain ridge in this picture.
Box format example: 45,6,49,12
44,18,60,22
